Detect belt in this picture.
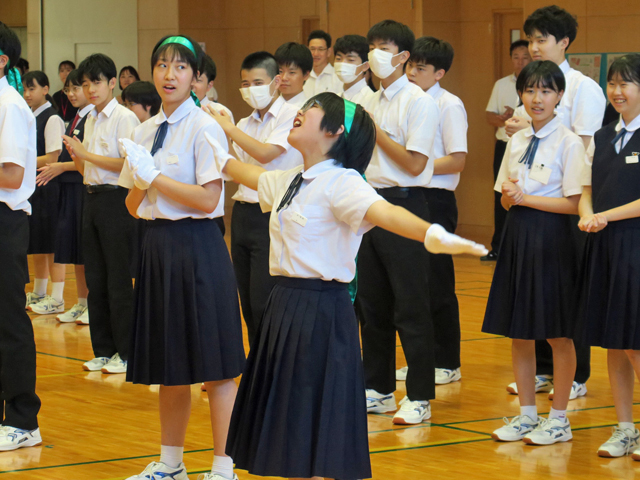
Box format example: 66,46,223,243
85,184,123,194
374,186,413,199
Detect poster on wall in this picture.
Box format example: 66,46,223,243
567,54,602,84
607,53,626,72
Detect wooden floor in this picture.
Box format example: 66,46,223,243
3,247,640,479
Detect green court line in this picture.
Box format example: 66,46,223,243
36,351,86,363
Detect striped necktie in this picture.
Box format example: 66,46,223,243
277,172,304,212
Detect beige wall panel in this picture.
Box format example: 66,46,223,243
522,0,586,16
224,0,264,29
586,0,640,16
585,15,640,53
178,0,225,30
423,0,460,22
328,0,370,39
460,0,515,23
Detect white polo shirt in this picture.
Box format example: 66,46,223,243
83,98,140,185
495,115,585,198
233,96,302,203
285,91,307,109
364,74,440,188
200,96,235,125
426,82,468,191
342,78,375,106
33,101,65,154
258,159,385,282
0,76,36,213
118,97,227,220
303,63,344,97
486,73,519,142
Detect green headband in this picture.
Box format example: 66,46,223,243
0,48,23,95
157,36,201,107
344,99,356,137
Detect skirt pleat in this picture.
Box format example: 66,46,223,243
27,182,60,255
54,183,84,265
482,206,578,339
227,277,371,480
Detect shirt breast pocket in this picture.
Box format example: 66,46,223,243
380,124,405,146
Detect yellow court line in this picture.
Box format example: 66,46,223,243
36,372,87,379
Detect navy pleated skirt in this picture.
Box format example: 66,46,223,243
27,182,60,255
482,206,578,340
227,276,371,480
126,218,245,386
54,183,84,265
576,223,640,349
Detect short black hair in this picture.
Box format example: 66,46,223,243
411,36,454,73
367,19,415,54
334,35,369,64
516,60,565,95
0,21,21,77
151,35,204,78
308,30,332,49
78,53,117,83
23,70,50,89
241,51,278,79
16,57,29,74
510,40,529,55
65,69,82,87
607,53,640,85
118,65,140,90
201,55,217,83
59,60,76,71
121,81,162,116
303,92,376,175
524,5,578,50
274,42,313,75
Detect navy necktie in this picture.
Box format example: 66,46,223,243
611,127,628,149
277,172,304,212
519,135,540,169
150,121,168,156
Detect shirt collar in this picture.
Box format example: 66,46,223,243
200,96,211,107
510,73,517,83
301,159,340,180
343,78,367,99
33,101,52,117
288,91,307,105
156,97,197,125
310,63,334,79
78,104,95,118
616,114,640,134
524,115,561,139
426,82,443,100
381,74,409,101
559,60,570,75
251,95,286,122
91,97,119,119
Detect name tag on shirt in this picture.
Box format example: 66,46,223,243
73,129,80,136
626,153,639,164
167,155,179,165
291,211,308,227
529,163,552,185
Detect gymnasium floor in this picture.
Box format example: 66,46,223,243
2,252,638,479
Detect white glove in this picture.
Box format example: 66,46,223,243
424,223,488,257
119,138,160,190
204,132,234,181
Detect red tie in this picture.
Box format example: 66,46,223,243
69,114,80,133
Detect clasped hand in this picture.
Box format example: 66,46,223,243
502,178,524,206
578,213,608,233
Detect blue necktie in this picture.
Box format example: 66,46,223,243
519,135,540,169
150,121,168,156
277,172,304,212
611,127,628,149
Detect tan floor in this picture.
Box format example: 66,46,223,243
3,253,639,479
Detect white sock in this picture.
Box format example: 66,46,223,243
549,407,567,422
520,405,537,420
212,455,234,479
78,297,88,307
33,278,48,296
51,282,65,303
160,445,183,469
620,422,635,432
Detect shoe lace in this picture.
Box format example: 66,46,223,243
608,427,632,454
533,417,550,432
400,399,427,412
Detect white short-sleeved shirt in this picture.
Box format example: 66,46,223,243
426,83,468,191
513,60,606,137
33,102,65,154
200,96,235,125
303,63,344,97
285,91,307,109
0,76,36,213
232,96,303,203
342,78,375,106
258,160,385,282
495,115,585,198
118,98,227,220
83,98,140,185
486,74,519,141
363,75,440,188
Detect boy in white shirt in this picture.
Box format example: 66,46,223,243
303,30,343,97
334,34,374,106
274,42,312,108
193,54,234,124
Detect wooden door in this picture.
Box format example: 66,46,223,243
493,9,524,80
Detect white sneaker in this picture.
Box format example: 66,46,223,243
197,474,239,480
366,389,397,413
548,381,587,400
393,397,431,424
56,303,86,323
83,356,110,372
435,368,461,385
102,353,127,374
523,417,572,445
598,426,640,457
76,308,89,325
0,426,42,451
126,461,188,480
506,375,553,395
29,296,64,314
396,366,408,381
25,292,45,310
492,415,540,442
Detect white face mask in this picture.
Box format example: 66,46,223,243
368,49,405,79
334,62,366,84
239,78,275,110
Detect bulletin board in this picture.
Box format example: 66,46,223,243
566,52,634,93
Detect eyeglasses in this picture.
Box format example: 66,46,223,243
301,98,323,113
309,47,328,53
124,102,139,108
63,86,83,95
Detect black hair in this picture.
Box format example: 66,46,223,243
16,58,29,74
23,70,49,89
274,42,313,75
77,53,117,82
121,81,162,116
200,55,217,83
151,35,204,78
410,36,454,73
308,30,332,49
524,5,578,50
303,92,376,175
607,53,640,85
241,51,278,79
58,60,76,71
510,39,529,55
516,60,565,95
367,19,415,54
0,21,21,77
118,65,140,90
334,35,370,64
64,69,82,87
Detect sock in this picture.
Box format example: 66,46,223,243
620,422,635,432
212,455,234,479
33,278,48,296
520,405,537,421
160,445,183,469
78,297,88,307
549,407,567,422
51,282,65,303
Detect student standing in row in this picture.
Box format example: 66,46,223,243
274,42,311,108
303,30,343,97
334,34,374,106
52,60,78,124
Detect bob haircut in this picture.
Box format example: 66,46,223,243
23,70,50,89
151,35,205,78
201,55,217,82
302,92,376,175
516,60,565,95
607,53,640,86
118,65,140,90
122,81,162,116
65,69,82,87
